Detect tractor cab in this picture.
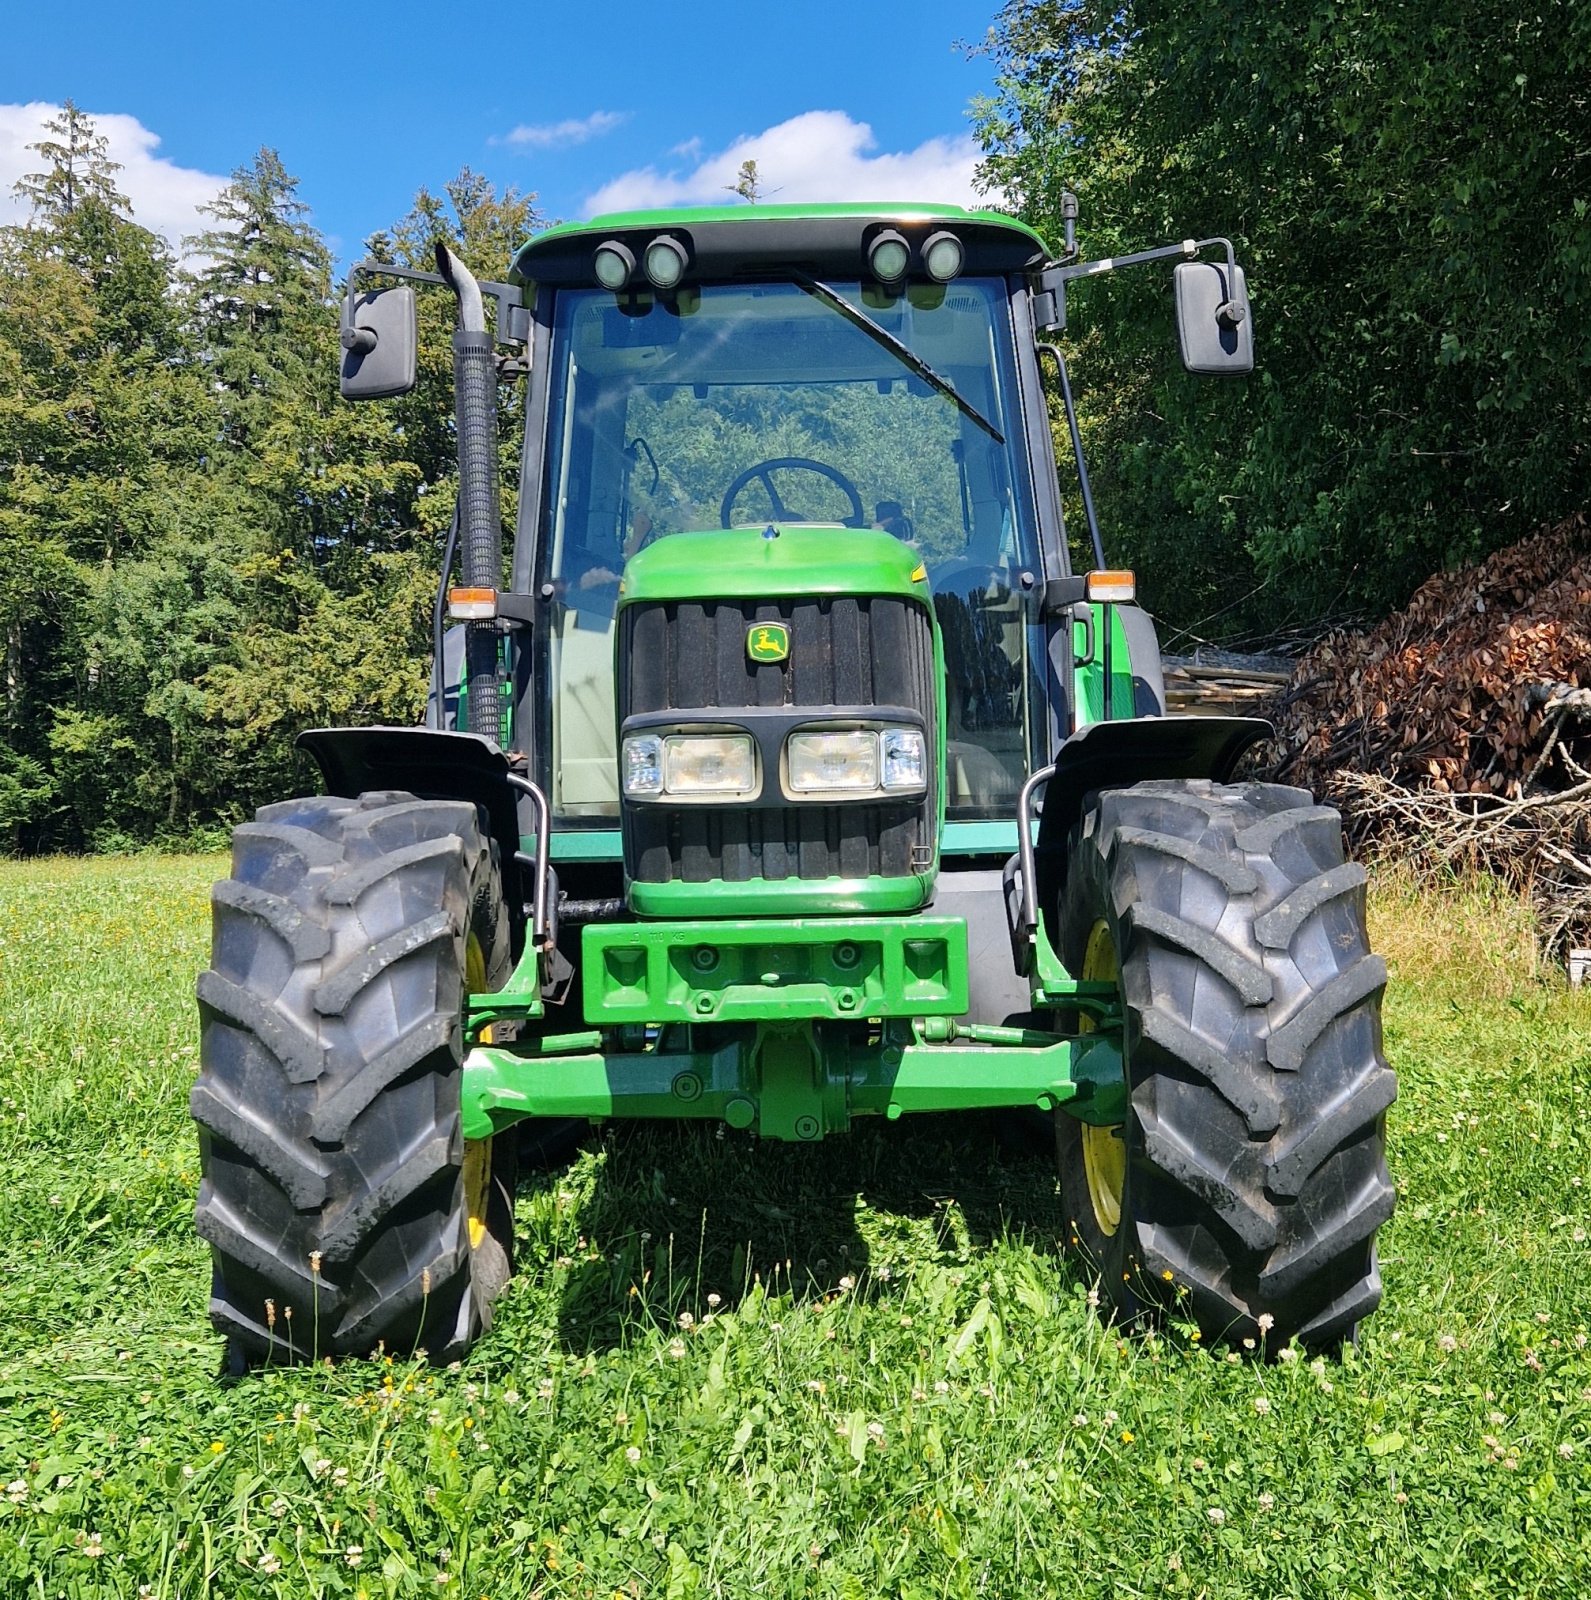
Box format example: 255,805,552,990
515,217,1054,834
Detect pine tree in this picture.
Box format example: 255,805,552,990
12,100,130,222
186,148,331,450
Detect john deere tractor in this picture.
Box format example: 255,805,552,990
192,201,1395,1368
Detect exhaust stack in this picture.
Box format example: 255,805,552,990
435,243,504,743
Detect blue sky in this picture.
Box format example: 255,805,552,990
0,0,1008,267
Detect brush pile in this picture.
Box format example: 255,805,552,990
1269,515,1591,957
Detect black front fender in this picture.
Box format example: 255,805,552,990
1033,715,1273,925
296,726,524,895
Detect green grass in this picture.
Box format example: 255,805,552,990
1,855,1589,1598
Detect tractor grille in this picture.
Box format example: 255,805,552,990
619,595,936,885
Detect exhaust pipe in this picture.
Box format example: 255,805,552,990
435,243,504,743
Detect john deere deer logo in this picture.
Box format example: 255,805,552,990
747,622,790,663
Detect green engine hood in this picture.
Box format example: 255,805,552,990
619,525,928,608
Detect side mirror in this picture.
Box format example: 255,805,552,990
339,285,417,400
1174,260,1253,375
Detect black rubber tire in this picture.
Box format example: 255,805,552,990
1054,779,1396,1351
192,791,516,1365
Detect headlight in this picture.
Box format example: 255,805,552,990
665,734,756,794
622,733,663,795
785,726,927,797
787,730,880,794
881,728,926,791
622,733,757,798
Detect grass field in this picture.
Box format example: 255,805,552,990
1,854,1589,1598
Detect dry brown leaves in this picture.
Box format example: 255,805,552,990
1268,514,1591,957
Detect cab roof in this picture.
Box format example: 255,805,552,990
511,202,1052,288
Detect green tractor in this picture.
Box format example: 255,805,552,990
192,201,1395,1368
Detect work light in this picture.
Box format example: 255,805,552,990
593,240,635,290
866,229,910,286
922,230,965,283
644,235,688,290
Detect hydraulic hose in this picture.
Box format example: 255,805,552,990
436,242,504,743
430,504,462,727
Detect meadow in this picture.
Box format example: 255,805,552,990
0,854,1588,1598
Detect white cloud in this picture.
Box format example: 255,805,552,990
498,110,627,150
583,110,995,216
0,102,227,256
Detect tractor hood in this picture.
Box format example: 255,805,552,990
619,525,928,609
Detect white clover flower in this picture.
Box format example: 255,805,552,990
345,1545,363,1567
1207,1507,1226,1527
625,1446,641,1464
84,1533,104,1558
1558,1442,1575,1459
867,1421,884,1440
1071,1414,1089,1428
707,1293,722,1308
501,1389,520,1406
1254,1396,1271,1416
1438,1335,1458,1352
1278,1347,1298,1364
1257,1491,1275,1511
259,1555,282,1575
838,1276,855,1292
1257,1313,1274,1335
4,1480,26,1504
668,1338,687,1359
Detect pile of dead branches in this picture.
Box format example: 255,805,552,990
1268,515,1591,958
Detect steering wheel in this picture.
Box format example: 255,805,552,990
720,456,866,530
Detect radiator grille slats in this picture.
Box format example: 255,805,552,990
620,595,935,884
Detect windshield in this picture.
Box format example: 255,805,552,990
534,276,1045,823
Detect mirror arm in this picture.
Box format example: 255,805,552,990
345,258,531,350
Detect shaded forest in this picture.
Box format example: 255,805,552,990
0,108,534,850
974,0,1591,645
4,0,1589,849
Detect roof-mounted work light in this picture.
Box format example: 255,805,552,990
593,240,635,290
922,230,965,283
644,235,688,290
866,229,910,286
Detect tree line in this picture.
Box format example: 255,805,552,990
0,105,534,850
974,0,1591,646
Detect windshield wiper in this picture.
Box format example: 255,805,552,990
791,271,1005,444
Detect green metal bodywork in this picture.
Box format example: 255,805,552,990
621,523,927,604
1072,603,1138,724
515,202,1051,279
461,1022,1125,1144
582,915,967,1024
527,200,1050,247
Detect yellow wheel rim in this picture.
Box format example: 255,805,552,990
463,933,493,1252
1079,920,1126,1238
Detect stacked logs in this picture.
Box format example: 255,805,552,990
1267,514,1591,957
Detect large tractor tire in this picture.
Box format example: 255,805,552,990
1055,780,1396,1351
193,792,518,1366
